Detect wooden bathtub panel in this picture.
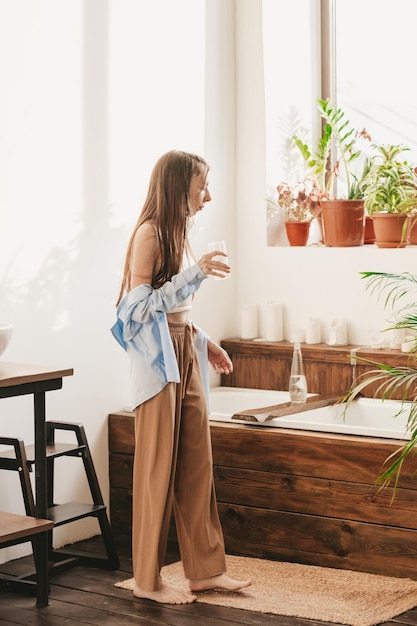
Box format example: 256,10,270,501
218,503,417,579
109,461,417,539
109,410,135,455
213,465,417,530
210,423,417,488
108,399,417,579
109,451,133,488
108,425,134,535
109,412,417,491
110,486,132,534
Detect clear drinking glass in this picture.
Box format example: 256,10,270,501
208,241,231,280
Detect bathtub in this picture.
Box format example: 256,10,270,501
209,387,412,439
209,387,290,416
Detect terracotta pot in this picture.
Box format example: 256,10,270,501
371,213,410,248
284,221,311,246
321,199,365,247
408,216,417,245
364,216,375,244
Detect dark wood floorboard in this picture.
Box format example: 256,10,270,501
1,534,417,625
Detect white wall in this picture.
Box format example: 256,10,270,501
0,0,229,560
0,0,415,562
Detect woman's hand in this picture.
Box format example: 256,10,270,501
198,251,231,280
207,341,233,375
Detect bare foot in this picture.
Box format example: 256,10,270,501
188,573,252,592
133,583,197,604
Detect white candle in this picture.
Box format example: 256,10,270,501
327,318,348,346
390,328,406,349
240,304,258,340
264,301,283,342
305,317,321,344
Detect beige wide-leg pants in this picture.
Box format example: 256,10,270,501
132,321,227,591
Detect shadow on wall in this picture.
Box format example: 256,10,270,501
0,0,132,534
0,218,130,364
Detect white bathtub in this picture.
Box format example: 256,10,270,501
209,387,412,440
209,387,290,416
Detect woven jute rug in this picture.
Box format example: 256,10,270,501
115,555,417,626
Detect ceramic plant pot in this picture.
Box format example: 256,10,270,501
284,221,311,246
364,216,375,244
371,213,410,248
320,199,365,247
408,216,417,245
285,222,311,246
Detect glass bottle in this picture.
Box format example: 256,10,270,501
289,342,307,404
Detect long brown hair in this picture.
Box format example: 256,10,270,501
116,150,209,306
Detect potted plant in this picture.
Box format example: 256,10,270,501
273,178,324,246
293,98,372,247
363,144,417,248
345,271,417,494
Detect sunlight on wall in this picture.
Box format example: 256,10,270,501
108,0,206,230
0,0,207,557
0,0,83,283
262,0,319,190
0,0,206,290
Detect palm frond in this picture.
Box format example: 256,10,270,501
359,272,417,309
345,270,417,497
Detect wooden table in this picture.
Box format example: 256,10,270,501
0,362,74,520
0,362,73,605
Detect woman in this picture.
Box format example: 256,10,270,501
112,150,251,604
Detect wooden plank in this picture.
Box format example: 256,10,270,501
109,487,132,534
108,412,135,455
109,452,133,488
0,362,73,386
213,465,417,529
210,422,417,487
109,457,417,536
0,511,53,543
232,393,344,421
218,503,417,580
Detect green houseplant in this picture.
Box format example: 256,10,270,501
293,99,372,246
363,144,417,248
345,271,417,494
293,98,370,200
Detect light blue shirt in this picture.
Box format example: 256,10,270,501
111,263,210,410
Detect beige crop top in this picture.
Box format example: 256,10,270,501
170,250,194,313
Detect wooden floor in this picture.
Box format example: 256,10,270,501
1,535,417,626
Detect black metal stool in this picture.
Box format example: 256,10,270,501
0,436,36,516
0,423,119,572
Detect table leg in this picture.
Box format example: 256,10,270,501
33,392,47,519
34,531,50,607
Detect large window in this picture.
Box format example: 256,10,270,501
335,0,417,161
263,0,417,245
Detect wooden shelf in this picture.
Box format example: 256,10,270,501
219,338,415,398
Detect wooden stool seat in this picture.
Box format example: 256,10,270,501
0,510,53,607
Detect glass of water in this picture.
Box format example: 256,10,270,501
208,241,231,280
